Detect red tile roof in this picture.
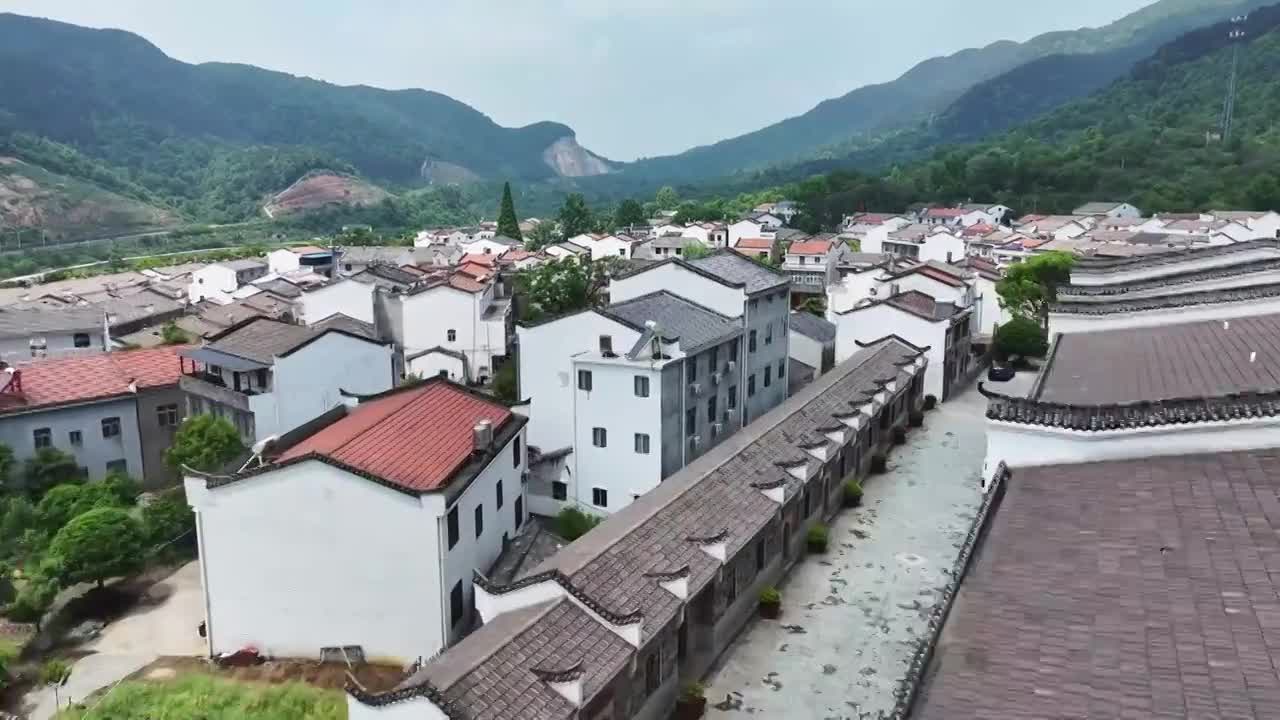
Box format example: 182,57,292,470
460,253,500,267
734,238,774,250
916,266,968,288
0,346,188,413
788,239,833,255
961,223,995,237
925,208,967,218
278,381,513,492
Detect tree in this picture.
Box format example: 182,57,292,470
613,199,646,229
524,220,559,251
995,251,1075,328
492,362,518,404
160,321,190,345
995,316,1050,359
165,414,245,473
516,258,619,323
655,186,679,211
496,181,522,241
554,507,603,541
681,242,712,260
556,193,594,239
23,448,82,499
0,443,14,493
49,507,147,588
6,562,59,630
36,483,125,533
141,493,195,549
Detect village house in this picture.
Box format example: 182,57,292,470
730,237,775,261
265,246,335,277
825,259,978,324
184,378,528,664
1070,201,1142,219
868,224,965,264
0,345,187,486
567,234,646,261
178,317,394,443
460,235,521,257
1015,214,1093,240
345,338,926,720
543,241,591,262
728,217,778,247
918,207,968,227
188,259,268,304
0,305,107,361
781,236,846,296
958,257,1007,336
786,311,836,386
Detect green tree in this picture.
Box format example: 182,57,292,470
7,556,62,631
516,258,618,323
995,316,1050,359
0,443,14,493
23,448,82,499
165,414,245,473
36,483,125,533
681,242,712,260
49,507,147,588
496,181,522,241
556,193,594,239
0,496,37,561
996,251,1075,328
492,362,518,404
613,199,646,229
160,321,190,345
554,507,603,541
524,220,558,251
655,186,679,210
141,493,195,549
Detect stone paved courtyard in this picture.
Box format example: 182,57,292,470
705,386,989,719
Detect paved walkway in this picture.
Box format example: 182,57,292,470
23,561,204,719
705,387,989,719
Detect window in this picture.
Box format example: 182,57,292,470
101,417,121,439
688,356,698,382
156,403,179,428
778,360,786,378
765,322,773,345
474,504,484,537
515,496,524,529
728,386,738,409
106,459,128,475
552,481,568,501
686,408,696,435
447,507,460,549
748,374,756,397
749,330,757,353
764,366,772,388
708,347,718,374
592,427,607,447
749,299,759,310
634,433,651,454
496,479,504,509
577,369,593,391
512,436,521,468
618,249,626,257
450,580,465,627
756,538,766,571
725,565,738,604
447,329,457,342
634,375,650,397
33,428,51,449
707,396,717,424
729,339,740,365
73,333,91,348
68,430,83,446
645,653,661,694
592,487,608,507
799,256,806,265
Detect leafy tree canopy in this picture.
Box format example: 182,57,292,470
496,181,522,241
996,251,1075,327
22,448,82,499
516,258,620,323
995,316,1051,359
524,220,559,251
654,186,680,210
48,507,147,588
165,414,245,473
556,193,594,239
613,198,646,229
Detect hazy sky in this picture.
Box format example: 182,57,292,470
0,0,1154,160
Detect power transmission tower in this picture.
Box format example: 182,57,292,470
1221,16,1248,142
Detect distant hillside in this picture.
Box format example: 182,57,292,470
614,0,1268,185
0,156,177,241
263,171,392,218
0,13,612,224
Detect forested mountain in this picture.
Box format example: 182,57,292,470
613,0,1268,185
0,13,611,223
775,3,1280,230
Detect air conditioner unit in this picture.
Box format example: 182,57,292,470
713,422,724,435
726,360,737,373
690,382,703,396
689,435,702,447
712,372,722,385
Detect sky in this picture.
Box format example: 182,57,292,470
0,0,1155,161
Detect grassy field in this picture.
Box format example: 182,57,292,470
55,674,345,720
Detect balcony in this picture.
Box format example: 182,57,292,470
180,374,253,412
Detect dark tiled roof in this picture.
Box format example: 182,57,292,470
1035,314,1280,404
1051,281,1280,315
688,249,788,294
311,313,378,341
916,450,1280,720
0,305,102,338
788,311,836,343
1071,201,1126,214
1059,257,1280,297
982,384,1280,431
887,290,959,322
604,291,742,354
1070,239,1277,273
206,318,320,364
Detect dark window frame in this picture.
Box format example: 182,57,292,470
447,507,460,549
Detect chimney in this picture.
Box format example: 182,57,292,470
473,419,494,452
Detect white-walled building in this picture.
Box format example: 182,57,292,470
460,235,520,257
566,234,644,261
728,219,777,246
184,379,528,664
962,257,1008,336
178,317,394,442
787,311,836,381
871,225,966,264
296,277,377,325
543,242,590,262
833,290,974,401
826,260,980,325
1071,202,1142,219
188,260,268,304
378,273,511,384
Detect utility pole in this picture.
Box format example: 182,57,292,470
1221,16,1248,142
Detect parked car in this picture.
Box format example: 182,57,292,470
988,365,1016,382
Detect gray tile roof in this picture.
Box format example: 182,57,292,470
604,291,742,354
1071,201,1127,215
1060,257,1280,298
1033,313,1280,405
687,249,788,294
310,313,378,341
0,305,102,338
221,258,267,272
887,291,959,322
207,318,321,364
1070,238,1277,273
788,311,836,343
1051,280,1280,315
917,450,1280,720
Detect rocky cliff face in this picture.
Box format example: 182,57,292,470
542,136,612,177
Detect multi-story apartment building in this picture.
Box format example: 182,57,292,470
178,317,394,443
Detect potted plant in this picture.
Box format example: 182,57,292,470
870,454,888,474
758,587,782,619
892,427,907,446
908,410,924,428
676,681,708,720
806,524,829,554
923,394,938,411
843,480,864,508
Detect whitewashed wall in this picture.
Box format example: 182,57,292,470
609,264,745,319
299,280,376,324
263,333,394,439
834,304,946,398
570,358,664,513
1048,296,1280,336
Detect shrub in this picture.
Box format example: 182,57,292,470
843,481,864,508
806,524,829,553
923,395,938,411
759,587,781,605
892,427,907,445
680,681,707,702
39,658,70,686
142,493,196,550
994,316,1049,359
908,410,924,427
870,454,887,474
554,507,603,541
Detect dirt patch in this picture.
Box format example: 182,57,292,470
263,171,391,217
135,656,407,693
